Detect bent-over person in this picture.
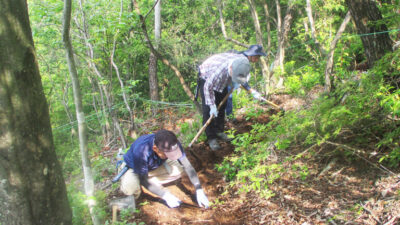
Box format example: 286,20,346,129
119,129,209,208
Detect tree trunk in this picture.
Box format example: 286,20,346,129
148,0,161,114
324,11,352,92
281,1,296,68
247,0,269,93
272,0,295,89
133,0,202,113
345,0,393,67
306,0,325,56
263,3,272,57
149,52,159,100
149,51,159,115
0,0,72,224
274,0,283,71
62,0,101,224
247,0,264,46
263,2,272,94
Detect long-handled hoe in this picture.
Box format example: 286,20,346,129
188,88,282,148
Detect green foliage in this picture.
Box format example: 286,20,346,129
177,114,206,146
104,208,143,225
372,50,400,166
91,156,112,182
232,90,251,111
27,0,400,221
93,190,109,222
291,163,309,181
56,140,81,177
218,47,400,200
67,185,110,225
285,63,323,95
210,197,225,209
217,123,284,199
67,185,92,225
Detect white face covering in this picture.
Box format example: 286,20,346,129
230,58,251,85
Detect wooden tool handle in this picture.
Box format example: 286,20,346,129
245,87,281,110
188,88,234,148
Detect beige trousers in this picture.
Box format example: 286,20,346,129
120,159,184,199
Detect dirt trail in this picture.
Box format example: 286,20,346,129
108,115,255,225
106,95,400,225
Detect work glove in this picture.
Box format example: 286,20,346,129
232,82,241,90
196,189,210,209
162,192,182,208
209,104,218,118
251,90,262,101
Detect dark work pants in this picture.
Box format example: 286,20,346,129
225,85,233,116
199,79,228,140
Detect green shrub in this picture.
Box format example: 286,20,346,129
177,113,206,146
68,185,91,225
218,49,400,201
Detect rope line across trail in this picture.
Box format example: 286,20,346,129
52,96,194,133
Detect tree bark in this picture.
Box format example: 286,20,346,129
263,3,272,56
345,0,393,67
274,0,283,71
149,52,159,101
324,11,352,92
62,0,101,224
148,0,161,115
0,0,72,224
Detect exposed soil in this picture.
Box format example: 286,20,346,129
105,94,400,225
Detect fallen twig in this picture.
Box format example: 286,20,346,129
325,141,395,175
325,141,368,156
189,220,213,223
384,214,400,225
318,158,337,178
360,202,381,224
297,143,318,158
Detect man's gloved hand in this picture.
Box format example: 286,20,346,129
209,104,218,118
232,82,241,90
162,192,182,208
196,189,210,208
251,90,262,101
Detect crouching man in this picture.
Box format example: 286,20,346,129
119,129,209,208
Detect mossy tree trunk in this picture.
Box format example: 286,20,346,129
0,0,72,224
